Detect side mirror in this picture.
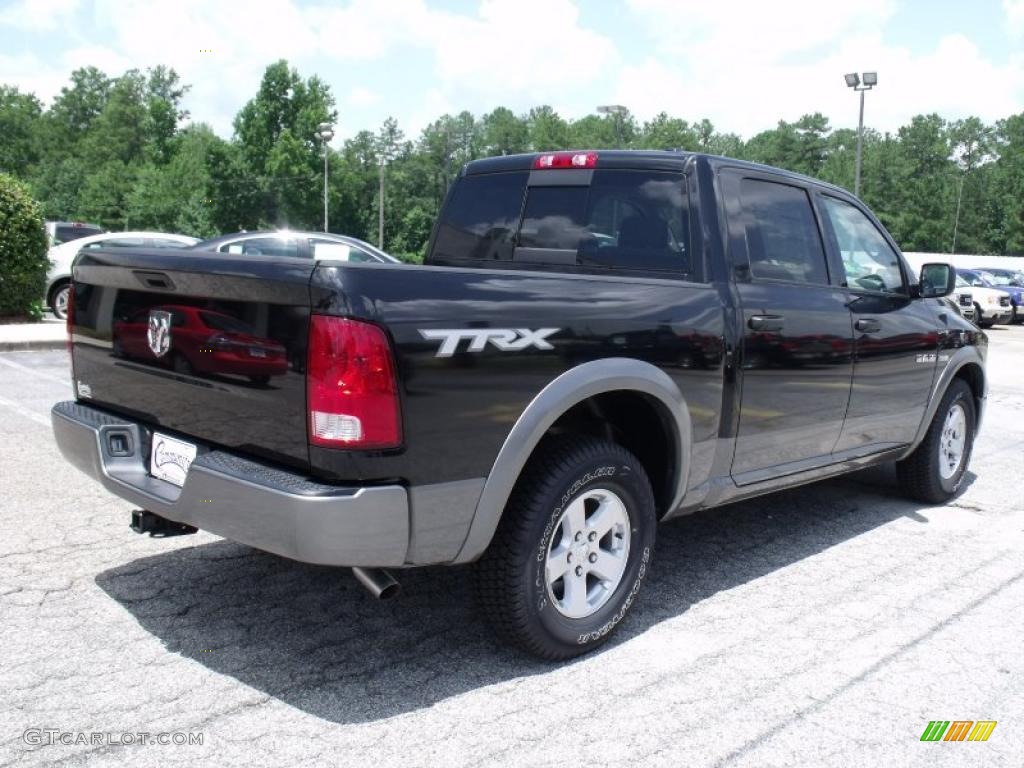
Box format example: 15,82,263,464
919,262,955,298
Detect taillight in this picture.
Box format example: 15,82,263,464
307,315,401,449
65,283,74,354
533,151,598,169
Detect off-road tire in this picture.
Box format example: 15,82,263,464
475,435,657,660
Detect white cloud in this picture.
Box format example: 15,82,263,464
616,0,1023,137
3,0,1021,144
1006,0,1024,37
348,86,379,107
0,0,79,31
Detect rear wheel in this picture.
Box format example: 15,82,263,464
896,379,976,503
50,282,70,320
475,435,656,660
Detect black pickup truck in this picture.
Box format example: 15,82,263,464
53,150,986,659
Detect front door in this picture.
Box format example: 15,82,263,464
815,193,940,452
724,173,855,484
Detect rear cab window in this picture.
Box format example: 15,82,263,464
430,164,697,280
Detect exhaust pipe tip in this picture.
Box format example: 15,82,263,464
352,567,401,600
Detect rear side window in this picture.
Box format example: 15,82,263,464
740,179,828,285
431,172,528,263
55,225,103,245
578,170,689,273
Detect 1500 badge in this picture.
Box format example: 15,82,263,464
420,328,560,357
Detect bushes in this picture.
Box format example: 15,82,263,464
0,173,48,319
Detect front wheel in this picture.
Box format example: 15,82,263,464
475,435,656,660
896,379,976,503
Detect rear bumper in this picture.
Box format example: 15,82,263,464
51,401,409,566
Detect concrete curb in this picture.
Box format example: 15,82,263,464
0,340,67,352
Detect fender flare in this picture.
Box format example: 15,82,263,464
451,358,692,563
902,345,987,458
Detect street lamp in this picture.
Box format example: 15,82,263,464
596,104,628,148
316,121,334,232
378,154,387,249
843,72,877,197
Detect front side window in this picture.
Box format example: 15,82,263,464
739,178,829,285
221,237,299,259
820,196,905,295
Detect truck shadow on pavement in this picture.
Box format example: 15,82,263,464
95,463,970,725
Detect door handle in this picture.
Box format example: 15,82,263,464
855,318,881,333
748,315,784,332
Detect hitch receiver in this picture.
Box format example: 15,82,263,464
130,509,198,537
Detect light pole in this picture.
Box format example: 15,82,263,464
843,72,877,198
378,154,386,249
596,104,628,148
316,121,334,232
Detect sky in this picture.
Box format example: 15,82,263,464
1,0,1022,146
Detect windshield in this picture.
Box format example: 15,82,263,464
986,274,1012,286
955,275,970,288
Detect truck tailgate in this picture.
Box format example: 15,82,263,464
69,248,315,470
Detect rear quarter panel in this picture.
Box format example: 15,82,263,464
309,262,727,492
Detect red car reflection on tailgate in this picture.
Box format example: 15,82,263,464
113,305,289,384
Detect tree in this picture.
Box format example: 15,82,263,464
638,113,698,150
44,67,112,152
0,173,48,318
527,105,569,151
481,107,528,156
232,60,337,227
0,86,42,177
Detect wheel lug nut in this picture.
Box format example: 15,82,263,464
588,553,597,563
575,566,583,577
588,531,597,542
575,532,583,542
567,553,573,563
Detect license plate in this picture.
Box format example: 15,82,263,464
150,432,197,487
249,347,267,358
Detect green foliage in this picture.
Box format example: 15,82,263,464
0,174,48,317
3,60,1024,260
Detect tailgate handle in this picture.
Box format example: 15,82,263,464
748,315,784,332
133,271,175,291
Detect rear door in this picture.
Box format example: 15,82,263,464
815,193,940,452
70,248,315,470
723,171,855,484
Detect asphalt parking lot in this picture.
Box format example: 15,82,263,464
1,331,1022,767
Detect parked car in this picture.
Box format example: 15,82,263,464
112,304,288,385
188,230,401,263
45,231,199,319
982,267,1024,287
958,268,1017,326
53,150,986,659
973,267,1024,323
952,275,975,321
45,221,104,246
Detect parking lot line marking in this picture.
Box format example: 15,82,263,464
0,393,50,427
0,355,69,386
